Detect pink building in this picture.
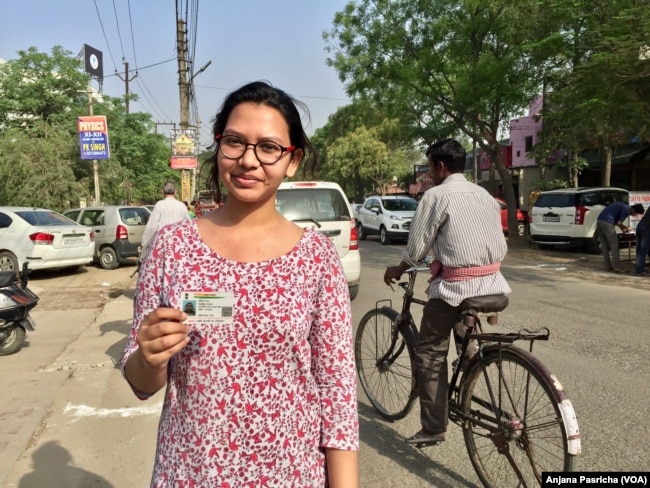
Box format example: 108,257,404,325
509,96,543,168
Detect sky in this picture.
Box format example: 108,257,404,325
0,0,353,148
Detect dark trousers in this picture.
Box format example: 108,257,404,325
415,299,468,434
636,226,650,274
597,220,620,270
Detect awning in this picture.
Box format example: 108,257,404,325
581,143,650,168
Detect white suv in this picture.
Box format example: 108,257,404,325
277,181,361,300
529,187,629,252
356,195,419,245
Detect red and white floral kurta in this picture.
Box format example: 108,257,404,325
122,220,359,487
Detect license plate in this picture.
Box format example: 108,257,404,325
63,235,86,244
542,216,560,222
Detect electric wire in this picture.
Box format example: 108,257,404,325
93,0,118,72
127,0,139,70
112,0,127,61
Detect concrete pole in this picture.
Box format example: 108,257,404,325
87,83,101,206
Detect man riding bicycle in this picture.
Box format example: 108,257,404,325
384,138,511,446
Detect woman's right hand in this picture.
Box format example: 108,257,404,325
136,307,190,369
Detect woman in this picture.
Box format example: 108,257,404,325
122,81,359,487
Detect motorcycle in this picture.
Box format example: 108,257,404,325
0,263,39,356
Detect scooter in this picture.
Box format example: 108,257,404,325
0,263,39,356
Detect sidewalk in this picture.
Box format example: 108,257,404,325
2,296,160,488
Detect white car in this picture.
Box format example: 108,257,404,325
529,187,629,252
277,181,361,300
0,207,95,273
356,195,419,245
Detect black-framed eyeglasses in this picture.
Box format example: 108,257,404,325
215,134,296,165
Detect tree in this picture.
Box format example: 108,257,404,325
313,100,418,201
0,122,85,209
324,0,553,242
0,46,88,130
0,46,178,209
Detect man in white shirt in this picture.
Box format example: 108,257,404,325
141,182,189,252
384,138,511,446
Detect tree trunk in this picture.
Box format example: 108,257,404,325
600,145,612,186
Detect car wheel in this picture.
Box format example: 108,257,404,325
517,222,527,237
586,232,603,254
0,251,19,272
349,285,359,301
379,226,391,245
357,222,367,240
99,247,119,270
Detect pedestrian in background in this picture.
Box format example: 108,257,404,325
140,182,189,252
121,81,358,487
184,200,196,218
634,204,649,276
597,201,644,273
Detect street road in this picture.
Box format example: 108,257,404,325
1,243,648,487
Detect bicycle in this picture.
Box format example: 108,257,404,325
355,263,581,487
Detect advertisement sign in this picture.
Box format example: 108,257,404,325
170,128,198,169
630,191,650,229
78,115,110,160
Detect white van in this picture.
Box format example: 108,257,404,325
277,181,361,300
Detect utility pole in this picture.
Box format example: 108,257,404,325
176,18,191,204
86,83,101,206
116,60,138,114
176,18,211,204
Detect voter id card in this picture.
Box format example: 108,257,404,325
180,291,234,325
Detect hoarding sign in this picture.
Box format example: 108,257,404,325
170,128,198,169
78,115,110,160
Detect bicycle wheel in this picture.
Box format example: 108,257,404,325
355,308,417,421
460,346,575,487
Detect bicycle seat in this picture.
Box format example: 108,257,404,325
459,295,509,315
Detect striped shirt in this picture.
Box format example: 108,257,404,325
402,173,511,306
141,196,190,250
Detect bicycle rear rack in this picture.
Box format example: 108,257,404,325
471,327,550,353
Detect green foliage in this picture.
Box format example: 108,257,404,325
0,123,85,210
532,178,571,191
0,46,177,210
314,101,419,201
0,46,89,129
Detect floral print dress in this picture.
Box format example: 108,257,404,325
121,220,359,487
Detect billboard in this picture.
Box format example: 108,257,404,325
170,128,198,169
83,44,103,81
78,115,110,160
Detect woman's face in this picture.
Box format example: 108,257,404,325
217,102,302,204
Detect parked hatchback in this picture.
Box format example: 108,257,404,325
64,206,151,269
0,207,95,273
276,181,361,300
529,187,628,252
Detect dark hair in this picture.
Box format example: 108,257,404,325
205,81,317,200
425,138,466,173
163,182,176,195
631,203,645,215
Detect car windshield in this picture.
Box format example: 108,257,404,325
534,194,576,207
276,189,351,221
15,210,76,226
382,198,418,211
119,207,150,225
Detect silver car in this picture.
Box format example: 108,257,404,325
64,206,151,270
